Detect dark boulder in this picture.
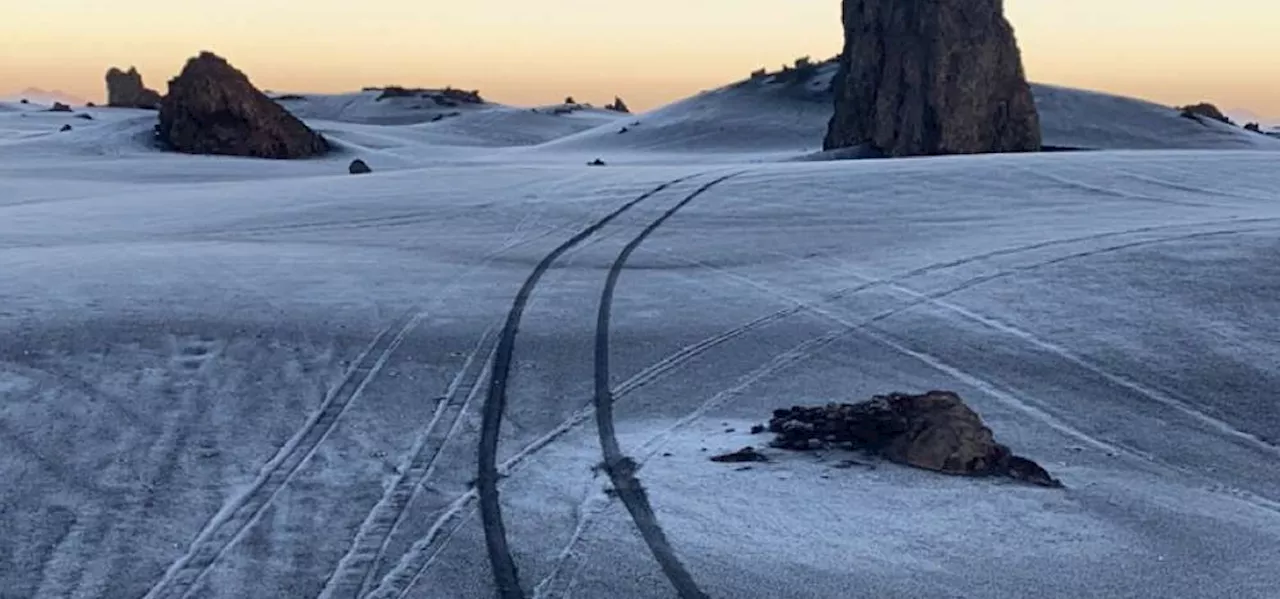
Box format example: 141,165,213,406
824,0,1042,157
348,159,372,174
59,124,72,132
156,52,330,159
767,390,1061,487
106,67,163,109
48,102,73,113
587,158,606,166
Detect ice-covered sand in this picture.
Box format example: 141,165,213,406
2,70,1279,599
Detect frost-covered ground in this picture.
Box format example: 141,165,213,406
2,72,1279,599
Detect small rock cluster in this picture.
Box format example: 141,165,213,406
605,96,630,113
373,86,483,106
1178,103,1233,125
765,390,1061,487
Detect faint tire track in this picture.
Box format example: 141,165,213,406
141,308,425,599
816,256,1280,458
475,172,705,599
318,325,500,599
140,179,640,598
591,174,742,599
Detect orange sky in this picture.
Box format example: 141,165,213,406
1,0,1276,117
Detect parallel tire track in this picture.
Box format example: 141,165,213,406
318,326,501,599
476,173,705,599
377,217,1280,597
592,174,742,599
142,179,670,599
142,308,424,599
529,221,1280,594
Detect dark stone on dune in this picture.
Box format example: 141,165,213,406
106,67,162,109
76,113,93,120
710,447,769,463
59,124,72,132
824,0,1042,157
750,424,766,435
20,99,29,104
86,102,96,108
564,96,576,105
348,159,372,174
768,391,1062,487
48,102,73,113
156,52,329,159
587,158,606,166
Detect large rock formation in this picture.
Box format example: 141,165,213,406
105,67,162,109
823,0,1042,157
156,52,329,159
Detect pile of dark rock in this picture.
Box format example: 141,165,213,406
1178,103,1233,125
763,390,1062,487
373,86,483,106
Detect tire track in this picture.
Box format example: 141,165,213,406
592,174,741,599
140,178,643,598
476,172,705,599
375,217,1280,596
141,308,424,599
1021,167,1218,208
530,222,1280,592
318,325,500,599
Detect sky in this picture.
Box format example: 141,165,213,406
1,0,1277,117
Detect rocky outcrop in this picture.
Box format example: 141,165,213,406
605,96,630,113
47,103,73,113
767,390,1061,486
824,0,1042,156
1178,103,1232,124
106,67,162,109
156,52,329,159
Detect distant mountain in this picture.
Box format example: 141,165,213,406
0,87,88,106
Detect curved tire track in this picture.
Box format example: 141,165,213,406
592,174,742,599
529,222,1280,593
476,172,704,599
